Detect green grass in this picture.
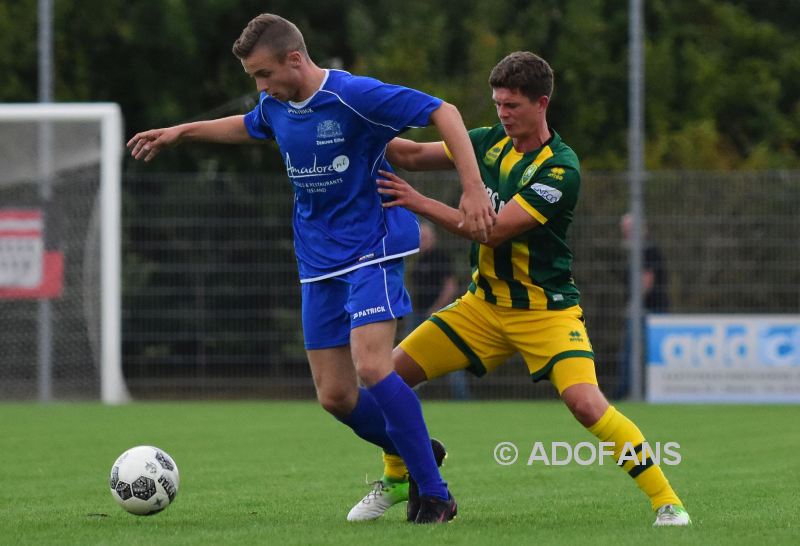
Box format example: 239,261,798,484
0,401,797,545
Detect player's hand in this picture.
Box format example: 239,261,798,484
376,170,425,212
126,126,182,162
458,186,496,242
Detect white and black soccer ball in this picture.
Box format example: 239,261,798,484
109,445,180,515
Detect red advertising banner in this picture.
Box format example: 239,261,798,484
0,209,64,299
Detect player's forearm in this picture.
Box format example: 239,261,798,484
415,196,474,241
430,103,483,193
177,116,251,144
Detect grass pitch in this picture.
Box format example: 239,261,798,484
0,401,797,545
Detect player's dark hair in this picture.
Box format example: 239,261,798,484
489,51,554,102
232,13,308,60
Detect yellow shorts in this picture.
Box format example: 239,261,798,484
399,291,597,394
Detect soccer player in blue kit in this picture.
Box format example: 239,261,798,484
127,13,495,524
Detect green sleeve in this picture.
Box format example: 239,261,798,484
514,164,580,224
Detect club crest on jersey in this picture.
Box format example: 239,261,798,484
519,164,539,188
316,120,345,145
317,120,343,139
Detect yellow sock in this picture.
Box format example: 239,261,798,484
382,453,408,482
588,405,682,511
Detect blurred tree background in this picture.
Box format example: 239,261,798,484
1,0,798,170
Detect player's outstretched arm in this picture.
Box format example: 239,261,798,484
127,115,251,162
429,102,496,242
386,138,453,171
378,169,538,248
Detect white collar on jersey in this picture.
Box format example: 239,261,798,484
288,69,331,109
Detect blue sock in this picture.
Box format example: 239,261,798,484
367,372,448,500
337,388,399,455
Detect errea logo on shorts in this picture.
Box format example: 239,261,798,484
352,306,387,320
532,183,562,204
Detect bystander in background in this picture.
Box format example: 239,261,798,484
616,212,670,399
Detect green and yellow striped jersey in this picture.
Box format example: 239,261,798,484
448,124,582,310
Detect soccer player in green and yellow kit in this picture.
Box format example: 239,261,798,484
353,51,691,527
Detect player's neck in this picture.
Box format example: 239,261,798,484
294,64,327,103
512,122,551,154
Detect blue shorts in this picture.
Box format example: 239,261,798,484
301,259,412,350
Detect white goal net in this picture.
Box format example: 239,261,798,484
0,103,128,403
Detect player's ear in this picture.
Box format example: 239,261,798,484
537,95,549,111
287,50,303,68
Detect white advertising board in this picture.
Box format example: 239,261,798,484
647,315,800,403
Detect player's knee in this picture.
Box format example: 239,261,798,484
563,386,609,427
354,360,391,387
567,398,598,426
392,347,428,387
317,389,357,418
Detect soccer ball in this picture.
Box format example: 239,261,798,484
109,445,180,515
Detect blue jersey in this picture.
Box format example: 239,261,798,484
243,69,443,283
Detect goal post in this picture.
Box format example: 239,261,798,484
0,103,129,404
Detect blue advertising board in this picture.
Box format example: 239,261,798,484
646,315,800,403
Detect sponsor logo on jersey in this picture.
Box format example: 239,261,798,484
287,107,314,115
532,183,562,204
332,155,350,173
485,186,507,212
352,306,387,320
285,153,350,179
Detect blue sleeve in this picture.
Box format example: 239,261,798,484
338,76,443,138
242,93,275,140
